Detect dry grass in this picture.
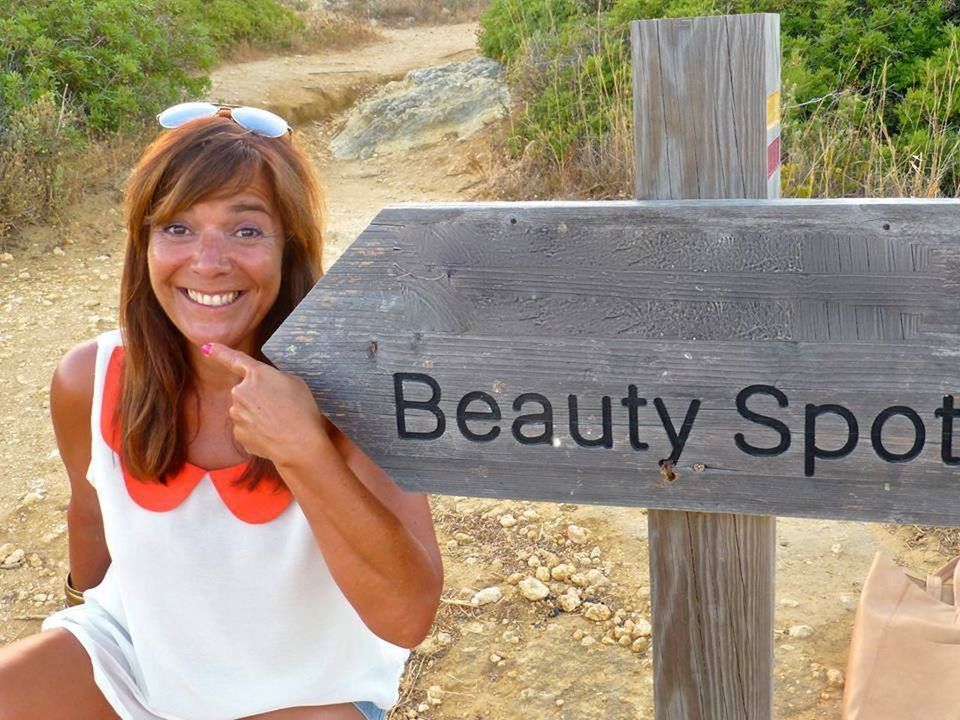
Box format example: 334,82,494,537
483,29,635,201
334,0,490,25
0,93,155,249
226,8,382,63
483,108,634,201
295,9,382,49
781,38,960,199
888,524,960,559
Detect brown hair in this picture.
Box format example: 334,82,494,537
119,116,324,489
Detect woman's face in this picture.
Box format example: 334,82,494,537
147,174,285,355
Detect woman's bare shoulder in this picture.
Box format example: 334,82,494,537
51,340,99,406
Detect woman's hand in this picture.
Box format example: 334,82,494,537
202,342,443,648
202,342,326,466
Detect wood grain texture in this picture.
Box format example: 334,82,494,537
263,199,960,525
649,512,775,720
633,14,778,200
630,16,779,718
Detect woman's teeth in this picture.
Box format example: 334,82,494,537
185,289,240,307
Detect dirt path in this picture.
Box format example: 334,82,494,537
0,21,945,720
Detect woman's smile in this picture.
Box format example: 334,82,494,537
182,288,242,307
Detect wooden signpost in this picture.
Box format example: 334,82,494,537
263,13,960,720
634,14,780,719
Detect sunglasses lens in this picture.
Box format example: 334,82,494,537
157,102,219,128
231,106,290,138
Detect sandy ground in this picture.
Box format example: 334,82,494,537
0,20,950,720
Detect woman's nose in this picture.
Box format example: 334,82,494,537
192,229,232,273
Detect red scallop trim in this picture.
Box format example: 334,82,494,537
100,347,292,523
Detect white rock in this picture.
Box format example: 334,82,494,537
21,492,43,506
559,588,582,612
501,629,520,643
518,577,550,601
632,618,653,637
827,668,845,688
535,566,550,583
550,563,576,581
0,542,14,559
427,685,444,705
631,637,649,653
471,586,503,606
0,253,13,262
831,543,843,555
52,247,65,256
580,636,597,647
584,603,613,622
585,568,609,586
779,597,800,608
436,631,452,646
567,524,590,544
2,548,25,568
499,513,517,528
569,572,588,588
789,624,815,638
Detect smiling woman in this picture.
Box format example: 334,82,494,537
0,110,443,720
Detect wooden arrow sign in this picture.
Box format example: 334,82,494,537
263,198,960,526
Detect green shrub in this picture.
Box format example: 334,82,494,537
0,0,313,238
481,0,960,197
0,0,304,135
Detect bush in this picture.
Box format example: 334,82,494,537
480,0,960,198
0,0,304,135
0,93,85,231
0,0,314,238
322,0,490,26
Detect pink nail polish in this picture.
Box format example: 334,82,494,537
201,343,212,356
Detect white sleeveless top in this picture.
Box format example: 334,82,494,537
43,330,408,720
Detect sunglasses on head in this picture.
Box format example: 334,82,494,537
156,102,291,138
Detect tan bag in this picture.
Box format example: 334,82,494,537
843,551,960,719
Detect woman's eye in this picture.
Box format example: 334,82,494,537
160,223,191,237
234,226,264,240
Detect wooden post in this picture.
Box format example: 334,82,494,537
631,14,780,719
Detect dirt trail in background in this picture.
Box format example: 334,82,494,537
210,24,479,131
0,21,942,720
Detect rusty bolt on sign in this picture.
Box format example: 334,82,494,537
658,459,678,482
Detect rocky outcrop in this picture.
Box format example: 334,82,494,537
330,56,509,159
